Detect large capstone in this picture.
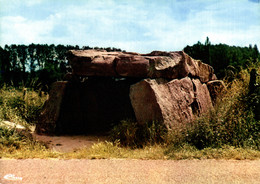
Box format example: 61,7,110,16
67,50,216,83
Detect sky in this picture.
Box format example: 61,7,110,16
0,0,259,53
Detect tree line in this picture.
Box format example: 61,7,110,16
0,44,122,90
184,37,259,79
0,39,259,90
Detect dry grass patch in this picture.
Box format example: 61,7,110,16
1,139,260,160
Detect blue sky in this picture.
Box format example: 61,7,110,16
0,0,259,53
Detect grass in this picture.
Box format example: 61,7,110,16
0,62,260,160
109,120,167,148
1,139,260,160
0,85,47,125
1,122,259,160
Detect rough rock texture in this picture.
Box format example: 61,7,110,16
36,50,221,134
130,77,213,129
67,50,216,83
36,82,67,134
192,79,213,114
207,80,226,104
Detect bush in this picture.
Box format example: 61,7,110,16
167,63,260,150
0,125,27,149
0,86,47,124
109,120,167,148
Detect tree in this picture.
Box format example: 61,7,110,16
0,44,122,89
253,44,259,61
184,38,260,78
204,37,212,66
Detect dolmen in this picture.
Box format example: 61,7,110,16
36,50,225,134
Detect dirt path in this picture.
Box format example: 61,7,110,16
32,133,108,152
1,159,260,184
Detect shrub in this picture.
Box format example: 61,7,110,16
167,63,260,150
0,125,27,149
109,120,167,148
0,86,47,124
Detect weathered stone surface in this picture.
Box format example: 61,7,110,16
37,50,221,135
115,55,150,77
130,77,213,129
36,82,67,134
67,50,216,83
192,79,213,114
144,51,216,83
68,50,117,76
129,79,165,124
207,80,226,104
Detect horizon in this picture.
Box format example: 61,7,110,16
0,39,259,53
0,0,259,53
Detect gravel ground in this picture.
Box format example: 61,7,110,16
0,159,260,184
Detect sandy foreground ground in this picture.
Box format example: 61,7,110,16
0,159,260,184
32,133,108,152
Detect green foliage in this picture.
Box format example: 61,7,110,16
182,111,259,149
165,144,260,160
0,124,53,158
167,64,260,150
0,86,47,124
0,125,27,149
0,44,123,90
0,86,48,156
184,38,260,78
109,120,167,148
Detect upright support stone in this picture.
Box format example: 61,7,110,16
130,77,213,129
129,79,165,124
192,79,213,114
36,82,68,134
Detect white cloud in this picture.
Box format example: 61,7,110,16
0,15,54,45
25,0,43,7
0,0,43,13
0,0,259,52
